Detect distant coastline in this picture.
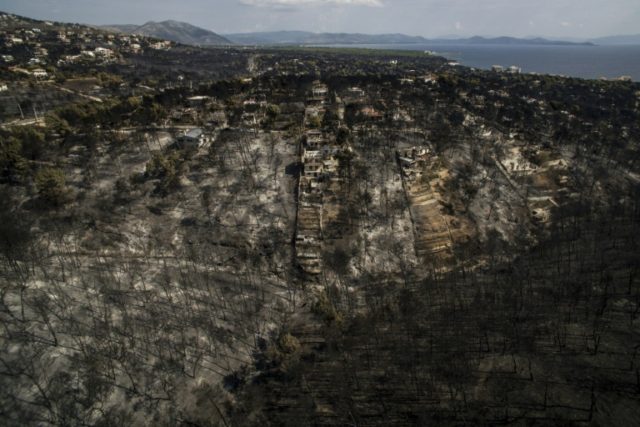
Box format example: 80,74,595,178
315,43,640,82
224,31,594,47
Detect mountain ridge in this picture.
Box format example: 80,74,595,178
102,20,232,46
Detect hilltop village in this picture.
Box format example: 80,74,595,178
1,11,640,427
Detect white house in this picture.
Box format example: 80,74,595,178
176,128,207,148
31,68,48,78
312,83,328,98
94,47,114,58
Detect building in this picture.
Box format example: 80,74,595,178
176,128,207,148
311,83,328,98
94,47,114,58
305,130,324,148
187,96,210,107
348,87,365,97
302,150,324,178
361,106,382,119
31,68,48,78
149,41,171,50
0,83,8,92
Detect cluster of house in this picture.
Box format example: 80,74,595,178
57,47,117,66
6,66,48,79
301,129,339,183
492,65,522,74
149,40,172,51
295,81,342,274
167,95,229,128
301,82,340,183
54,29,153,54
0,13,173,79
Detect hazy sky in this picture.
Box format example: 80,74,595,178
0,0,638,38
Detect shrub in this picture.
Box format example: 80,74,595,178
264,332,302,375
312,291,343,326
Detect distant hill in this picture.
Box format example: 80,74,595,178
225,31,426,45
225,31,593,46
102,20,232,46
590,34,640,45
101,24,139,34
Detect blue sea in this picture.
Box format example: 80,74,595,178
324,44,640,81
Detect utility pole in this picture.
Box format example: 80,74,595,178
16,101,24,119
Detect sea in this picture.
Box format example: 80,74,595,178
320,44,640,82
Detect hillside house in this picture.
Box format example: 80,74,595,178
303,150,324,178
176,128,207,148
312,83,328,98
348,87,365,97
31,68,48,78
322,157,338,174
94,47,114,58
150,41,171,50
187,95,210,107
361,106,382,120
305,130,324,148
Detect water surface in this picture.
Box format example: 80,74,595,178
322,43,640,81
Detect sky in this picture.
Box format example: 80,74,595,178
0,0,638,38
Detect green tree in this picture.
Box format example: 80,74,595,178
307,115,322,129
10,127,46,160
266,104,280,119
35,167,70,207
45,112,72,136
0,137,28,180
146,152,181,194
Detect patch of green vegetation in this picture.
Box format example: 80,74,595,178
145,152,183,194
